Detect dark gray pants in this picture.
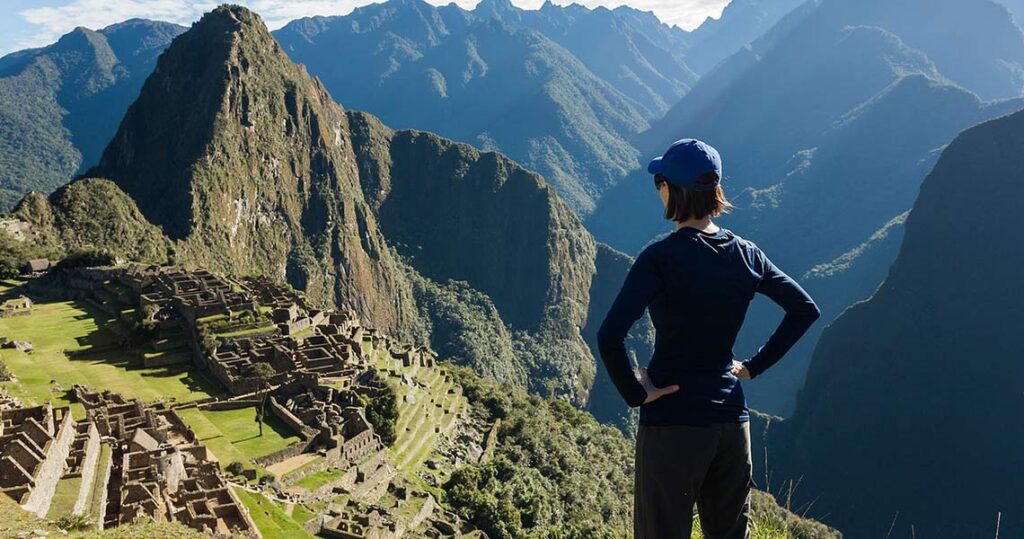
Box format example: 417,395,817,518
635,422,752,539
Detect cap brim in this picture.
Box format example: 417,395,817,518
647,156,663,175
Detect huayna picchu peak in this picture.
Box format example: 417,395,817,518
34,5,626,420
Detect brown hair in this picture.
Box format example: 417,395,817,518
659,173,733,222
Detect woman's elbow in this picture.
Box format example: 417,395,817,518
805,302,822,321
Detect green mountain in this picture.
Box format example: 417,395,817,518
9,178,171,264
764,106,1024,538
589,0,1024,414
273,0,675,216
0,19,185,210
6,4,648,420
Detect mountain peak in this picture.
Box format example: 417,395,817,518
52,25,108,53
85,3,314,239
477,0,517,11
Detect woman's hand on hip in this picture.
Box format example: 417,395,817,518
730,360,752,380
637,367,679,404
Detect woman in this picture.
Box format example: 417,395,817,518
596,139,820,539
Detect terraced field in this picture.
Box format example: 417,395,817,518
230,486,313,538
375,350,466,474
0,282,221,416
176,405,302,468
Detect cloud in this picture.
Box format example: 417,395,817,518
8,0,730,54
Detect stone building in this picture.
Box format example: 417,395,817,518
0,403,77,516
74,386,258,537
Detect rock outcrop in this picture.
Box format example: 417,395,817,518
767,107,1024,537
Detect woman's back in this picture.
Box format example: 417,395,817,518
597,225,820,426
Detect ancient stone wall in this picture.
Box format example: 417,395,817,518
22,409,76,516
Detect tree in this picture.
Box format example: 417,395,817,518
244,362,276,437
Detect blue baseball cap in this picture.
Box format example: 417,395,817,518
647,138,723,191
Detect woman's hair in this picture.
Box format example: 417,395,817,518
659,173,733,222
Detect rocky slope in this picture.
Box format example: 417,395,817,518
0,19,185,210
21,5,635,410
766,107,1024,537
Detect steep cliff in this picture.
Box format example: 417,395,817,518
69,5,612,406
86,5,422,342
347,110,600,402
768,108,1024,537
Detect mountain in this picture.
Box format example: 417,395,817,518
588,0,1024,414
684,0,807,74
764,107,1024,538
273,0,689,216
9,178,171,264
7,4,650,416
0,19,185,210
474,0,696,117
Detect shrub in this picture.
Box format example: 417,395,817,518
226,461,246,476
55,512,93,531
358,371,399,446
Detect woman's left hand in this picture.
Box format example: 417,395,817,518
638,367,680,404
730,360,751,380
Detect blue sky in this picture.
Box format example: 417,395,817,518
0,0,731,56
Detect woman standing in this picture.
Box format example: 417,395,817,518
597,139,820,539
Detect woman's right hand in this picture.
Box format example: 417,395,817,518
638,367,680,404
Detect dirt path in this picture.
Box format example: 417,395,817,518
266,452,320,477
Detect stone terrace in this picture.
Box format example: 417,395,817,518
0,403,76,517
73,386,257,536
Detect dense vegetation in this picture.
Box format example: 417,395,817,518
443,366,838,539
359,369,400,446
10,179,172,264
0,20,184,210
444,366,635,538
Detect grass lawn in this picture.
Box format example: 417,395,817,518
46,476,82,519
177,406,301,467
86,444,112,523
294,467,345,491
0,290,221,416
231,487,313,538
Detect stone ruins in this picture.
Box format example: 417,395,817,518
5,263,484,537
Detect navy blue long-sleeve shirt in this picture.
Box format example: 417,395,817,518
596,226,820,426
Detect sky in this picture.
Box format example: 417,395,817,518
0,0,731,56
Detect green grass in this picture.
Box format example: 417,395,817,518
177,406,301,467
291,503,316,525
86,444,112,522
231,486,313,538
294,467,344,491
0,290,221,416
214,324,276,338
46,476,82,519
